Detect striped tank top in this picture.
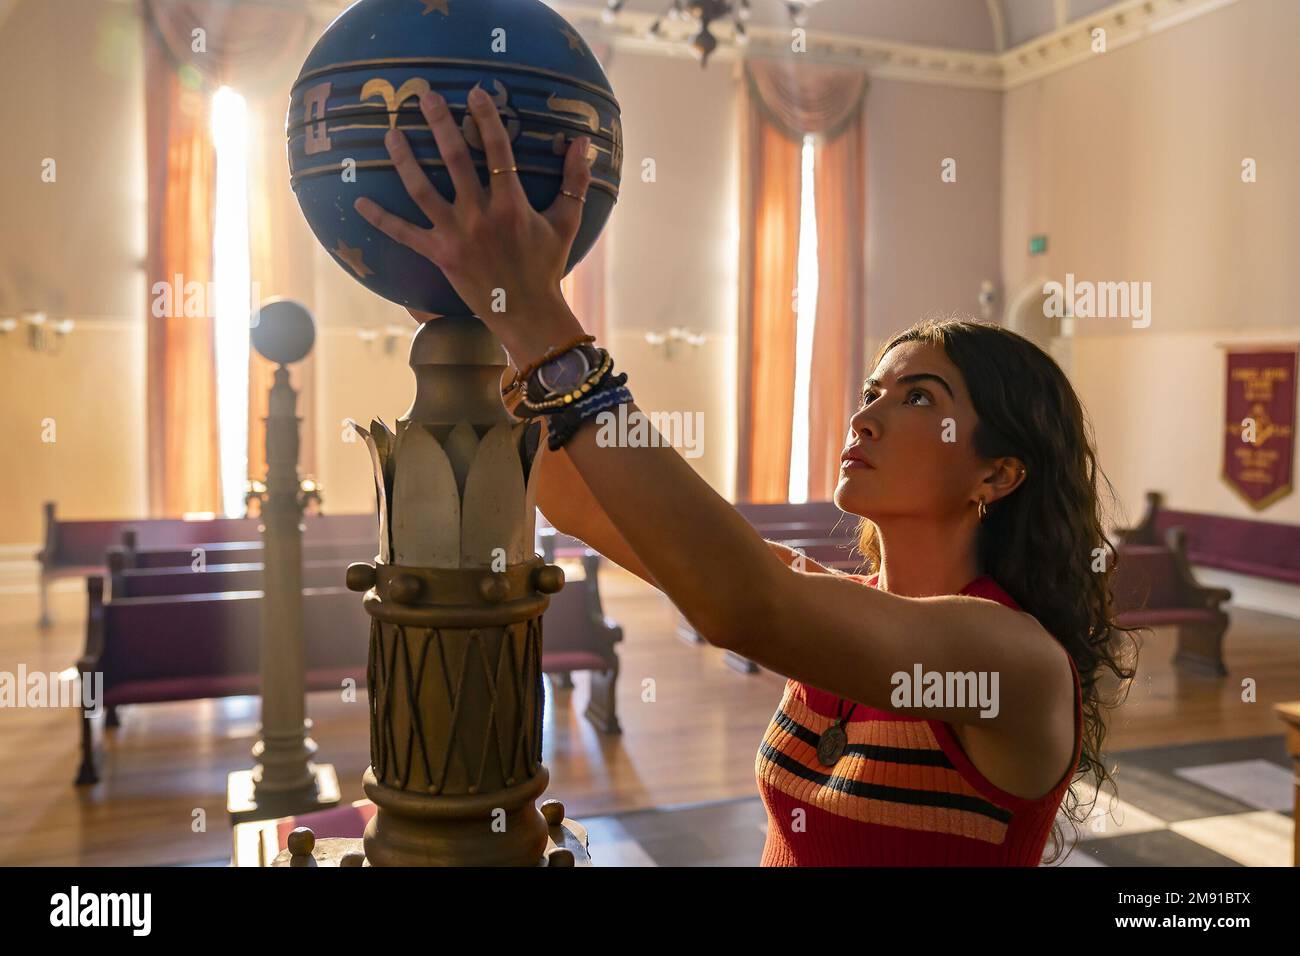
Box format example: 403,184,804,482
755,572,1083,866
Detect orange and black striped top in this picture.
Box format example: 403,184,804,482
755,572,1082,866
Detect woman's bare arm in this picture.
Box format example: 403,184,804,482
519,386,836,587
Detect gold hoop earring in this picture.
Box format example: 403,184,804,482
977,497,988,522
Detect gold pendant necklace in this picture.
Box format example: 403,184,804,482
816,697,857,766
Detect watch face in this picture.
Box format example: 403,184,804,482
537,348,592,393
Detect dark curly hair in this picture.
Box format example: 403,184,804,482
851,317,1141,864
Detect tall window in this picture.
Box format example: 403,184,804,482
211,86,251,518
788,134,819,503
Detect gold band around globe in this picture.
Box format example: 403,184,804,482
290,56,622,113
291,158,619,199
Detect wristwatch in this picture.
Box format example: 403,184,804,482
527,345,600,401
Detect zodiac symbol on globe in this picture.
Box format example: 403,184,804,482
546,93,599,134
609,115,623,177
360,76,433,130
459,79,521,151
302,81,333,155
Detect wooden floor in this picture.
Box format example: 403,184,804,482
1,567,1296,866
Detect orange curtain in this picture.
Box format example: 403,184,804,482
735,66,803,503
144,17,220,517
735,58,867,504
144,0,315,514
807,110,866,500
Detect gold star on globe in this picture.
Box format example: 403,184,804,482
333,238,374,278
561,27,583,51
418,0,450,16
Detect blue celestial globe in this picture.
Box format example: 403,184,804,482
287,0,621,315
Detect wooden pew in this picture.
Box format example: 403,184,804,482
1121,490,1300,586
76,579,369,785
1111,529,1233,676
109,560,349,598
34,502,375,626
108,537,374,572
77,549,623,782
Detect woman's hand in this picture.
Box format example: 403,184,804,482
354,84,592,369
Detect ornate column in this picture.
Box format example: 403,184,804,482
228,300,339,824
342,315,575,866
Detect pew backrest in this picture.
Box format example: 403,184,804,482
111,560,348,598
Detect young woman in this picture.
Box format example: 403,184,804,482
354,85,1137,866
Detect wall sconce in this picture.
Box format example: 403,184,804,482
644,326,707,360
245,476,322,517
0,311,75,354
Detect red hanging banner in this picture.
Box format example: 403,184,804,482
1222,348,1297,510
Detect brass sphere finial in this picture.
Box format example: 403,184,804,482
540,798,566,825
533,564,565,594
287,826,315,856
346,562,377,592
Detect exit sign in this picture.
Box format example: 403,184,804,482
1029,235,1048,255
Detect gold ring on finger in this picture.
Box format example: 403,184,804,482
490,165,518,175
560,189,586,204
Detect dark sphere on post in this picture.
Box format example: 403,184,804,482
286,0,622,316
250,299,316,366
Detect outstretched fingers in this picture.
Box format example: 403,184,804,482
383,126,453,229
544,134,593,243
418,89,484,208
466,84,528,210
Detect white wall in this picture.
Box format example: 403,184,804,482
1000,0,1300,615
866,78,1004,353
0,0,147,546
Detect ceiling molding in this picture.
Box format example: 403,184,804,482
551,3,1006,89
999,0,1244,89
105,0,1243,94
553,0,1243,92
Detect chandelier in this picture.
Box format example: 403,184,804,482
602,1,823,67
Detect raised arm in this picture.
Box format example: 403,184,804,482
516,382,836,590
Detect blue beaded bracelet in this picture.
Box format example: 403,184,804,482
546,378,632,451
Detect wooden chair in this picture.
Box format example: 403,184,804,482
538,529,624,733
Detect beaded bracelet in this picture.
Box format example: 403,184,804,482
545,376,632,451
